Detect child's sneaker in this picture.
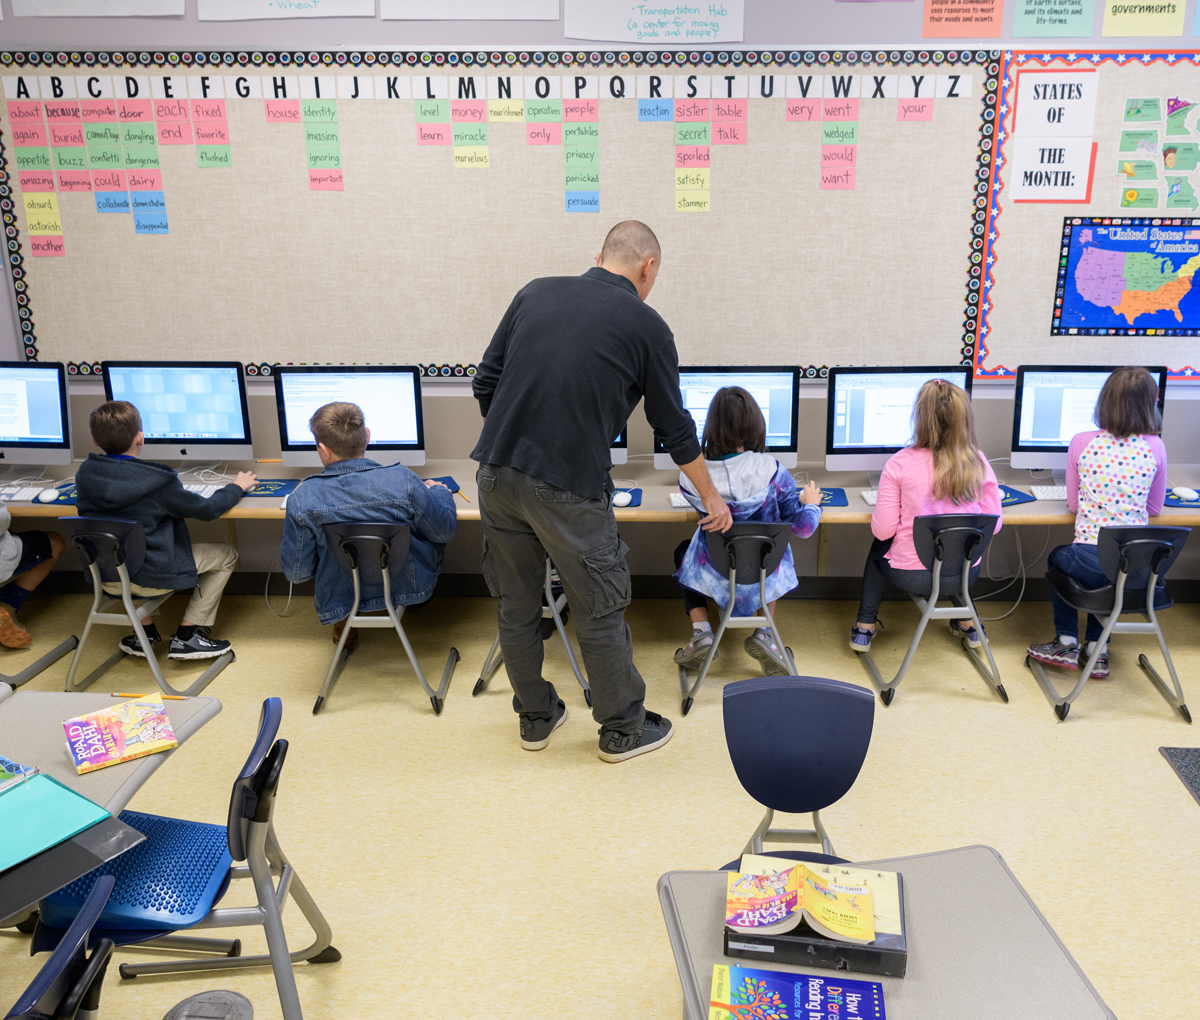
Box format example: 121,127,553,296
1084,650,1110,679
0,605,31,649
519,697,567,751
598,710,673,763
952,619,985,649
168,628,232,660
849,624,874,653
119,632,161,657
1026,639,1079,670
674,630,717,667
744,628,790,676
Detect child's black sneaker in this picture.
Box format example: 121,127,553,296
168,628,232,660
598,710,673,763
119,632,161,658
520,697,567,750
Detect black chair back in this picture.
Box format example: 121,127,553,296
58,517,146,584
5,875,115,1020
227,698,285,862
912,514,999,576
704,522,794,586
1097,526,1190,589
723,676,875,816
322,522,411,586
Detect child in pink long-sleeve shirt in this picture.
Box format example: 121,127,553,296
850,379,1002,653
1026,366,1167,679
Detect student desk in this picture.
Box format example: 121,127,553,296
0,692,221,921
658,845,1115,1020
8,460,1200,527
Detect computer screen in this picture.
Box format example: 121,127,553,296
1011,365,1167,469
102,362,253,461
611,428,627,465
825,366,973,472
0,361,72,465
273,366,425,467
653,366,800,469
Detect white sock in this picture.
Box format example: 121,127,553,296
1058,635,1078,647
1086,641,1106,655
693,622,711,633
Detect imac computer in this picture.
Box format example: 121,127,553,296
611,429,627,466
1011,365,1167,475
102,362,254,462
0,361,72,466
274,365,425,467
653,366,800,470
825,366,973,478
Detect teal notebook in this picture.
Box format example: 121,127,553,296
0,773,110,872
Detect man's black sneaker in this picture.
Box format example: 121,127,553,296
168,628,232,660
598,710,674,763
520,698,568,751
119,632,161,658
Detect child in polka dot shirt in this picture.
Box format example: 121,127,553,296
1026,366,1166,678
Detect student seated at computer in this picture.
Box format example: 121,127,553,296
1026,366,1167,678
0,511,64,649
280,402,457,643
849,379,1002,652
76,401,257,659
672,386,823,675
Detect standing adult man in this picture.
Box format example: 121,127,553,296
472,220,732,762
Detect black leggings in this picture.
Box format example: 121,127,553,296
673,539,708,615
856,537,977,626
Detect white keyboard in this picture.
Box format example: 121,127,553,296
183,483,222,498
669,493,690,508
860,489,878,506
1031,485,1068,501
0,486,45,502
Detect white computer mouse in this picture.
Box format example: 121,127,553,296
279,494,289,510
36,488,59,503
1172,486,1199,502
612,490,633,507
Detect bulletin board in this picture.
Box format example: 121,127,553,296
0,48,997,377
981,50,1200,378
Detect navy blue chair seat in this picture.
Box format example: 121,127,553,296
1047,567,1172,614
722,676,875,862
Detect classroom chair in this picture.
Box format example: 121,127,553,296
58,517,233,698
0,637,78,692
857,514,1006,707
676,523,796,716
473,558,592,707
719,676,875,870
1027,525,1192,723
5,875,115,1020
317,522,458,715
35,698,339,1020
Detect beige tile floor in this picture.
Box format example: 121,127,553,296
2,591,1200,1019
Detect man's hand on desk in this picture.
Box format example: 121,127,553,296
235,471,258,493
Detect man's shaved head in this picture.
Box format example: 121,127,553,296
600,220,661,268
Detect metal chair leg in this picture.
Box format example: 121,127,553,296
473,633,504,696
2,635,78,689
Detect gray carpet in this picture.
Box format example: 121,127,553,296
1159,747,1200,807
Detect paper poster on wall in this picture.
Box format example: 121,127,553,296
12,0,183,14
198,0,374,18
1011,0,1094,37
381,0,559,18
1101,0,1184,36
564,0,745,43
923,0,1003,37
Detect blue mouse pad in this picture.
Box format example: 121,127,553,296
248,478,300,499
613,488,643,508
46,483,78,506
999,484,1036,507
1165,491,1200,508
819,487,848,507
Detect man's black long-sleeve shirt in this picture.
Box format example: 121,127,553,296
470,267,701,500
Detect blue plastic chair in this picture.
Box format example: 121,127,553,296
36,699,339,1020
5,876,115,1020
721,676,875,869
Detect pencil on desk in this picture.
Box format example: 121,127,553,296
456,490,470,502
111,692,189,700
256,459,284,463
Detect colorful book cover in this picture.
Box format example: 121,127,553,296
727,863,875,943
0,753,39,794
726,868,801,931
63,694,178,774
709,966,886,1020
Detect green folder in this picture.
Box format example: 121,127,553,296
0,774,110,872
